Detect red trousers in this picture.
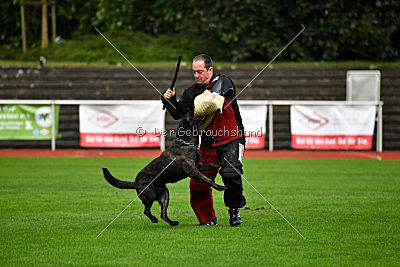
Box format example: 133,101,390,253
190,145,219,224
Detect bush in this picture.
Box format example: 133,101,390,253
1,0,399,62
0,30,210,64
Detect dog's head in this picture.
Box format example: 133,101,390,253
176,112,204,145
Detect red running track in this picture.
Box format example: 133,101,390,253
0,149,399,160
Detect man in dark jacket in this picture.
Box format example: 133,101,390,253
162,54,246,226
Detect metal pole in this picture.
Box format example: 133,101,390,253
51,101,56,151
377,103,383,152
269,104,273,151
160,111,165,151
160,134,165,151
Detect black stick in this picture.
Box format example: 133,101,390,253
162,56,182,110
170,56,182,90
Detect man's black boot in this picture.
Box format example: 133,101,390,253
228,208,241,227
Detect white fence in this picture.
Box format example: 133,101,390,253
0,100,383,152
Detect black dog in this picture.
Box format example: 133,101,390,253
102,113,225,226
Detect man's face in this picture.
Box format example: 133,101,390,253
192,60,213,85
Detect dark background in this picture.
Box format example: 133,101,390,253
1,0,399,62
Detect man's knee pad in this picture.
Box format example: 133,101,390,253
219,164,243,188
219,161,243,177
218,164,246,208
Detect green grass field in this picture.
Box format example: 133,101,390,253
1,157,399,266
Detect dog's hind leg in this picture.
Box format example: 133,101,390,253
144,203,158,223
156,185,179,226
138,187,158,223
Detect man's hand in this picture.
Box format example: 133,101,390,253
164,87,175,99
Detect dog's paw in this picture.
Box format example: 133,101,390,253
208,163,220,169
149,216,159,223
169,221,179,226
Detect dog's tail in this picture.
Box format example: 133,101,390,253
102,168,136,189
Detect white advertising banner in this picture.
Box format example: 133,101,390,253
291,105,376,150
238,104,267,149
79,102,164,148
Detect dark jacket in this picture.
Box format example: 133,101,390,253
162,73,245,147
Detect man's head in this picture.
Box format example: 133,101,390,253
192,54,213,85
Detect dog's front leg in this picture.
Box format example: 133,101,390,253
184,160,226,191
197,163,220,172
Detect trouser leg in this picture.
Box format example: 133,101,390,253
190,145,219,224
217,140,246,208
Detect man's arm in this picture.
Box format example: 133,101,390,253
161,88,192,120
221,75,236,101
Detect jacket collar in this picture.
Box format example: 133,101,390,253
196,72,217,92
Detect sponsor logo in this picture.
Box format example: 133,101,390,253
88,110,119,129
296,107,329,131
35,107,52,127
40,129,50,136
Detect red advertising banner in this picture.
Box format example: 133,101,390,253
239,105,267,149
80,133,161,148
291,135,373,150
79,103,164,148
291,105,376,150
245,133,266,149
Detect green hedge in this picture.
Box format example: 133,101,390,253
1,0,399,62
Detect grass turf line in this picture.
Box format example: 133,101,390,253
0,157,399,265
